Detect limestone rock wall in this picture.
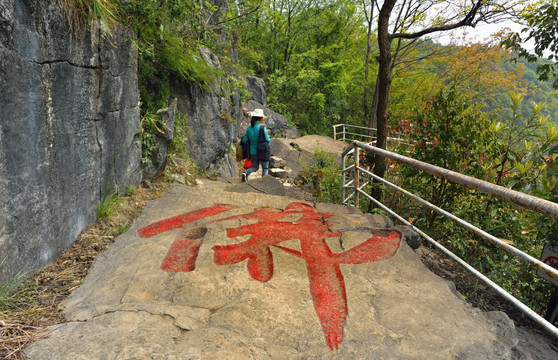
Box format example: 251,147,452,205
0,0,141,283
171,58,289,174
171,48,243,171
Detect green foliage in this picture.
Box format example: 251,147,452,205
87,0,116,29
168,113,189,157
239,0,365,133
139,108,163,165
118,1,230,172
60,0,117,35
121,0,220,87
490,94,558,252
502,1,558,88
0,256,33,309
387,88,558,315
163,113,205,180
295,148,342,203
398,85,497,220
124,185,137,197
114,221,131,236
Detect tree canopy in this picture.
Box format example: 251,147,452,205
503,0,558,89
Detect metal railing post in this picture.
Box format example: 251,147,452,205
354,147,359,208
341,151,346,204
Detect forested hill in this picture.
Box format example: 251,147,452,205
416,40,558,128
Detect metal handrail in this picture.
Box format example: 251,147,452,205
341,140,558,338
333,123,376,143
333,123,412,146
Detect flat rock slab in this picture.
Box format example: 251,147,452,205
27,182,522,359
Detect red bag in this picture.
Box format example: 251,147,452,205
243,158,253,169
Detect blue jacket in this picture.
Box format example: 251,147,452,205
242,123,270,156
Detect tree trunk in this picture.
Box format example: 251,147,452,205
371,0,396,203
368,80,379,136
362,0,374,125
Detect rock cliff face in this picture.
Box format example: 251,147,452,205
171,51,289,177
0,0,141,283
171,48,242,172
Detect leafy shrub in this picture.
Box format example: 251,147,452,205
60,0,117,36
386,86,558,314
295,149,341,203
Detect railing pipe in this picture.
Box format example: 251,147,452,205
356,165,558,279
333,124,378,142
333,123,378,132
359,189,558,339
351,141,558,220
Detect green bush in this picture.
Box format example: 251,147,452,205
295,148,342,203
385,87,558,314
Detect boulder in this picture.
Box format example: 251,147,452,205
270,155,287,169
245,76,267,105
142,98,177,180
208,153,239,179
242,100,289,135
24,184,530,359
281,128,300,139
391,225,423,249
268,136,346,180
269,168,290,179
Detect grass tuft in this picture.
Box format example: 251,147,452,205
97,191,121,219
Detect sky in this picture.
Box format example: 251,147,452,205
433,20,525,47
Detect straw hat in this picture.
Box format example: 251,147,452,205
250,108,268,119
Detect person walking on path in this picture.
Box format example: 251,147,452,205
242,109,271,182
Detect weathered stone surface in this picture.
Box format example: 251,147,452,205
269,168,290,179
281,128,300,139
292,134,347,155
270,155,287,168
512,326,558,360
171,48,242,171
142,98,177,180
208,152,239,179
243,100,289,135
269,137,299,159
227,175,287,196
391,224,423,249
25,183,540,359
246,76,267,105
0,1,141,283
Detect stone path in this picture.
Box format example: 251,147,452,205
25,179,558,359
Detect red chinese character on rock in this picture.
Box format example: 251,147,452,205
137,202,401,350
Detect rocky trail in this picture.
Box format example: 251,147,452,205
23,173,558,359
